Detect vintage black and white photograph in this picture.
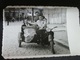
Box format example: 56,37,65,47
2,6,70,58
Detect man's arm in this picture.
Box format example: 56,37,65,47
27,21,39,29
39,20,47,29
27,21,37,25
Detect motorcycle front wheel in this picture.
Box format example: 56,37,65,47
48,34,55,54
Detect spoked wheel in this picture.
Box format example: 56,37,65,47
48,34,55,54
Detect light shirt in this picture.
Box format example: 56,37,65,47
36,19,47,30
27,19,47,30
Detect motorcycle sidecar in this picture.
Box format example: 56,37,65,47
18,25,55,54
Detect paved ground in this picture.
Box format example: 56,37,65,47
2,21,70,58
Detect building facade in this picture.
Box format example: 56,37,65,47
43,8,66,24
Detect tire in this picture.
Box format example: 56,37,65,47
19,40,22,47
48,34,55,54
50,41,55,54
18,32,22,47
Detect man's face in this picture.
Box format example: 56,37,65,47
39,16,43,20
35,12,39,16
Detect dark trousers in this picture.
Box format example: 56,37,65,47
20,32,25,41
32,29,46,42
36,29,46,39
32,29,54,44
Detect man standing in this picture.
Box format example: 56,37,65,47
22,13,25,23
34,11,40,22
6,12,11,26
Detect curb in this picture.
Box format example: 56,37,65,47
54,38,69,49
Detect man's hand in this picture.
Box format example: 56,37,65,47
33,24,39,30
39,25,47,30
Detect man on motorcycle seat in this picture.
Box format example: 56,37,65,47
28,15,48,44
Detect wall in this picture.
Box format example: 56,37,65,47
43,8,66,24
43,8,69,47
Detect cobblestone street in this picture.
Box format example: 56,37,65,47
2,21,70,58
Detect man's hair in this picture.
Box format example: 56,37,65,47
35,11,39,14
